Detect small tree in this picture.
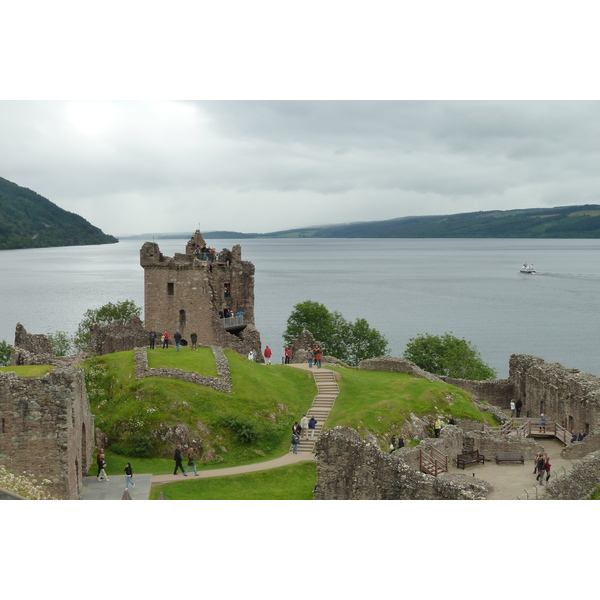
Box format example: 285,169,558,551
403,332,497,380
283,301,388,366
47,331,74,357
74,300,142,352
0,340,12,367
345,317,390,367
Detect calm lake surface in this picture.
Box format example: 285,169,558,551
1,237,599,379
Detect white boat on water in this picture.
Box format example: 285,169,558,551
520,263,536,274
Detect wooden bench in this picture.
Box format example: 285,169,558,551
457,450,485,469
495,451,524,464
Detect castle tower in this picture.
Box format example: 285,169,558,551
140,231,260,352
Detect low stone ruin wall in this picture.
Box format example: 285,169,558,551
133,346,232,393
315,427,490,500
462,430,543,462
544,449,600,500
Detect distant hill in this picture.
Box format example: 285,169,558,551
120,204,600,241
205,205,600,239
302,205,600,238
0,176,118,250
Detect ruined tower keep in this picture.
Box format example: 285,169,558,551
140,231,261,354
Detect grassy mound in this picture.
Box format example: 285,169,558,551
84,348,316,466
327,367,497,444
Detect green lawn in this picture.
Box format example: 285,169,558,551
149,461,317,500
0,365,55,377
147,345,218,377
327,367,497,444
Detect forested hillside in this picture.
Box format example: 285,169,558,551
0,176,117,250
236,205,600,239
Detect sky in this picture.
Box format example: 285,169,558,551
3,100,600,237
2,3,600,238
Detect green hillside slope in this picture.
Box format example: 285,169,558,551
293,205,600,238
0,176,117,250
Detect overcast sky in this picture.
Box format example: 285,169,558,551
2,100,600,236
3,4,600,237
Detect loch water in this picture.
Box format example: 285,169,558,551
1,237,599,379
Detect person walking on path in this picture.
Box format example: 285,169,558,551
539,413,546,433
162,331,169,349
292,421,301,436
291,432,300,454
307,348,314,368
284,346,291,364
536,453,546,485
96,447,105,478
515,399,523,418
190,331,198,350
183,448,199,476
433,416,442,438
173,445,185,475
264,346,272,365
308,416,318,438
533,451,543,474
124,462,135,490
174,330,182,352
544,456,551,483
510,400,516,418
97,454,109,482
300,415,309,439
149,329,157,350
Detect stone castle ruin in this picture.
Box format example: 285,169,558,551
140,230,262,358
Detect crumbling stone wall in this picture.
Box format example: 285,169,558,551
462,430,543,461
509,354,600,437
314,427,489,500
140,230,260,358
544,449,600,500
0,368,94,500
88,315,148,355
359,356,445,383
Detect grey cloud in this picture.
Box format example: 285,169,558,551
1,100,600,235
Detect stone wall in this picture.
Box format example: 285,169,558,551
88,315,148,355
509,354,600,437
314,427,490,500
544,449,600,500
0,368,94,500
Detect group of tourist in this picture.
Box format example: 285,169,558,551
173,444,200,476
533,451,551,485
509,399,523,417
291,415,318,453
306,345,323,368
95,448,136,491
219,308,242,318
148,329,198,351
389,434,405,453
193,244,218,262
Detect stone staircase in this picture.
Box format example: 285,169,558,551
297,368,339,453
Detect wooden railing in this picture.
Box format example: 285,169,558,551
419,447,449,477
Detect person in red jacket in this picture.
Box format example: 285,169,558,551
264,346,272,365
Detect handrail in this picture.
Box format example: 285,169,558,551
419,447,449,477
220,316,245,327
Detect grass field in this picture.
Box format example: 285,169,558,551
149,461,317,500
